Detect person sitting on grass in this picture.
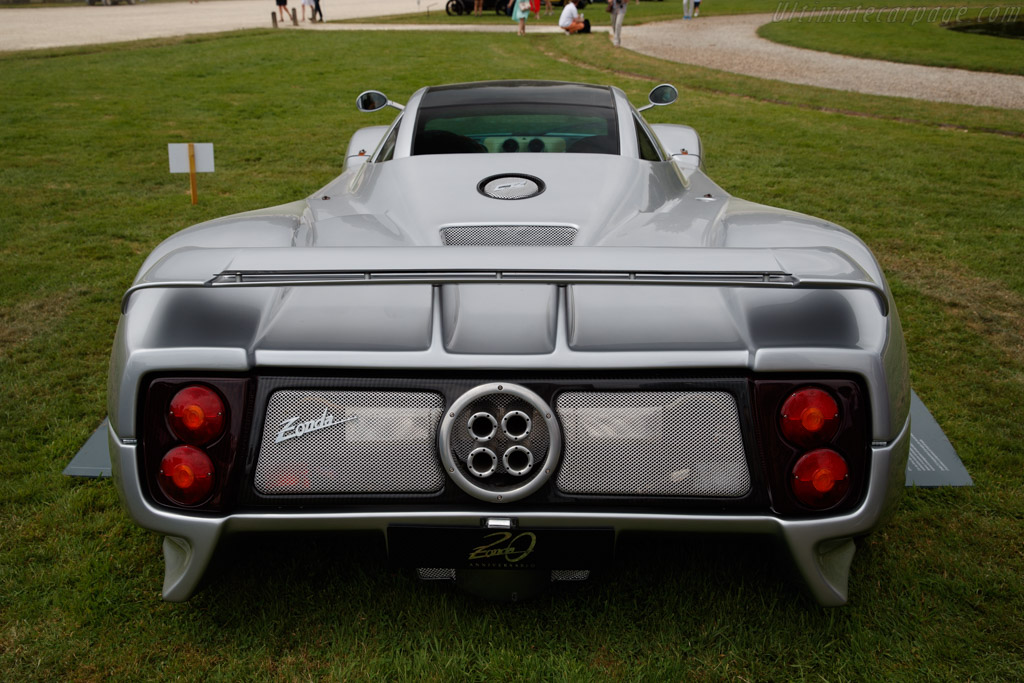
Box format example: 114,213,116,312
558,0,588,34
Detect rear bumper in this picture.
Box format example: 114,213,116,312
110,414,909,606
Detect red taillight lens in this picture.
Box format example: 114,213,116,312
791,449,849,509
169,385,226,445
780,387,840,447
158,445,215,505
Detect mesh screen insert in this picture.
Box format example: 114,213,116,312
255,390,444,495
555,391,751,497
441,225,576,246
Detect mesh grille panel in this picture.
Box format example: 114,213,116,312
555,391,751,497
441,225,576,246
255,391,444,495
416,568,456,581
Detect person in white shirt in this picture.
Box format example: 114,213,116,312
558,0,586,33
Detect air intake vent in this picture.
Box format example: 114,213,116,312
441,225,577,246
555,391,751,498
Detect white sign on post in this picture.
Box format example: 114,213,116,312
168,142,215,204
168,143,215,173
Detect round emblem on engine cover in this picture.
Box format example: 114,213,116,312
479,174,545,200
439,383,561,503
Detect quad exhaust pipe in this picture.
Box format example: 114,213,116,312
467,412,498,442
467,409,533,442
501,410,532,441
467,447,497,478
503,446,534,477
465,445,534,478
463,406,534,477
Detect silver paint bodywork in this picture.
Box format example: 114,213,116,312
109,82,909,605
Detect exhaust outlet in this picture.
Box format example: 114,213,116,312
501,410,532,441
503,446,534,477
467,448,498,478
467,412,498,442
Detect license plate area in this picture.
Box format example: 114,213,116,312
387,526,614,570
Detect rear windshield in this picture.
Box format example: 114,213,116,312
413,103,619,156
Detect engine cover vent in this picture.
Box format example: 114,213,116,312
555,391,751,498
440,225,577,247
254,390,445,495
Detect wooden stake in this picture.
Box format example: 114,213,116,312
187,142,198,205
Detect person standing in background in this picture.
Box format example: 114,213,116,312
608,0,627,46
512,0,530,35
312,0,323,22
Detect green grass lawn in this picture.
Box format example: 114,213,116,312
759,6,1024,76
2,28,1024,680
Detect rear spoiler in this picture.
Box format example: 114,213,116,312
123,246,888,314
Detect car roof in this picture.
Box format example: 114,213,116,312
420,81,616,110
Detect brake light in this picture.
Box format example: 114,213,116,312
791,449,849,509
754,378,866,515
158,445,215,505
780,387,840,447
169,385,226,445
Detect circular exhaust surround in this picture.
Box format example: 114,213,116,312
439,383,560,503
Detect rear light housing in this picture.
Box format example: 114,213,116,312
168,386,226,445
779,387,840,447
754,378,868,515
790,449,850,509
158,445,216,506
140,377,249,511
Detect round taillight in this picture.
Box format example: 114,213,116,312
791,449,849,509
779,387,840,447
158,445,215,505
169,385,226,445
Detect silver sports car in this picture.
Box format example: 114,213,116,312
109,81,909,606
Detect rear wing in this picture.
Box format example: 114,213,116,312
123,246,888,315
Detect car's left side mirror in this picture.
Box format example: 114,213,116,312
357,90,404,112
638,84,678,112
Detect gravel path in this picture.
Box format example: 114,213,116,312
0,0,423,51
1,2,1020,110
624,15,1024,110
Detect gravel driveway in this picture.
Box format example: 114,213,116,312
624,15,1024,110
1,2,1020,110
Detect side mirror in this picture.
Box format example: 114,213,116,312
356,90,404,113
637,84,678,112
